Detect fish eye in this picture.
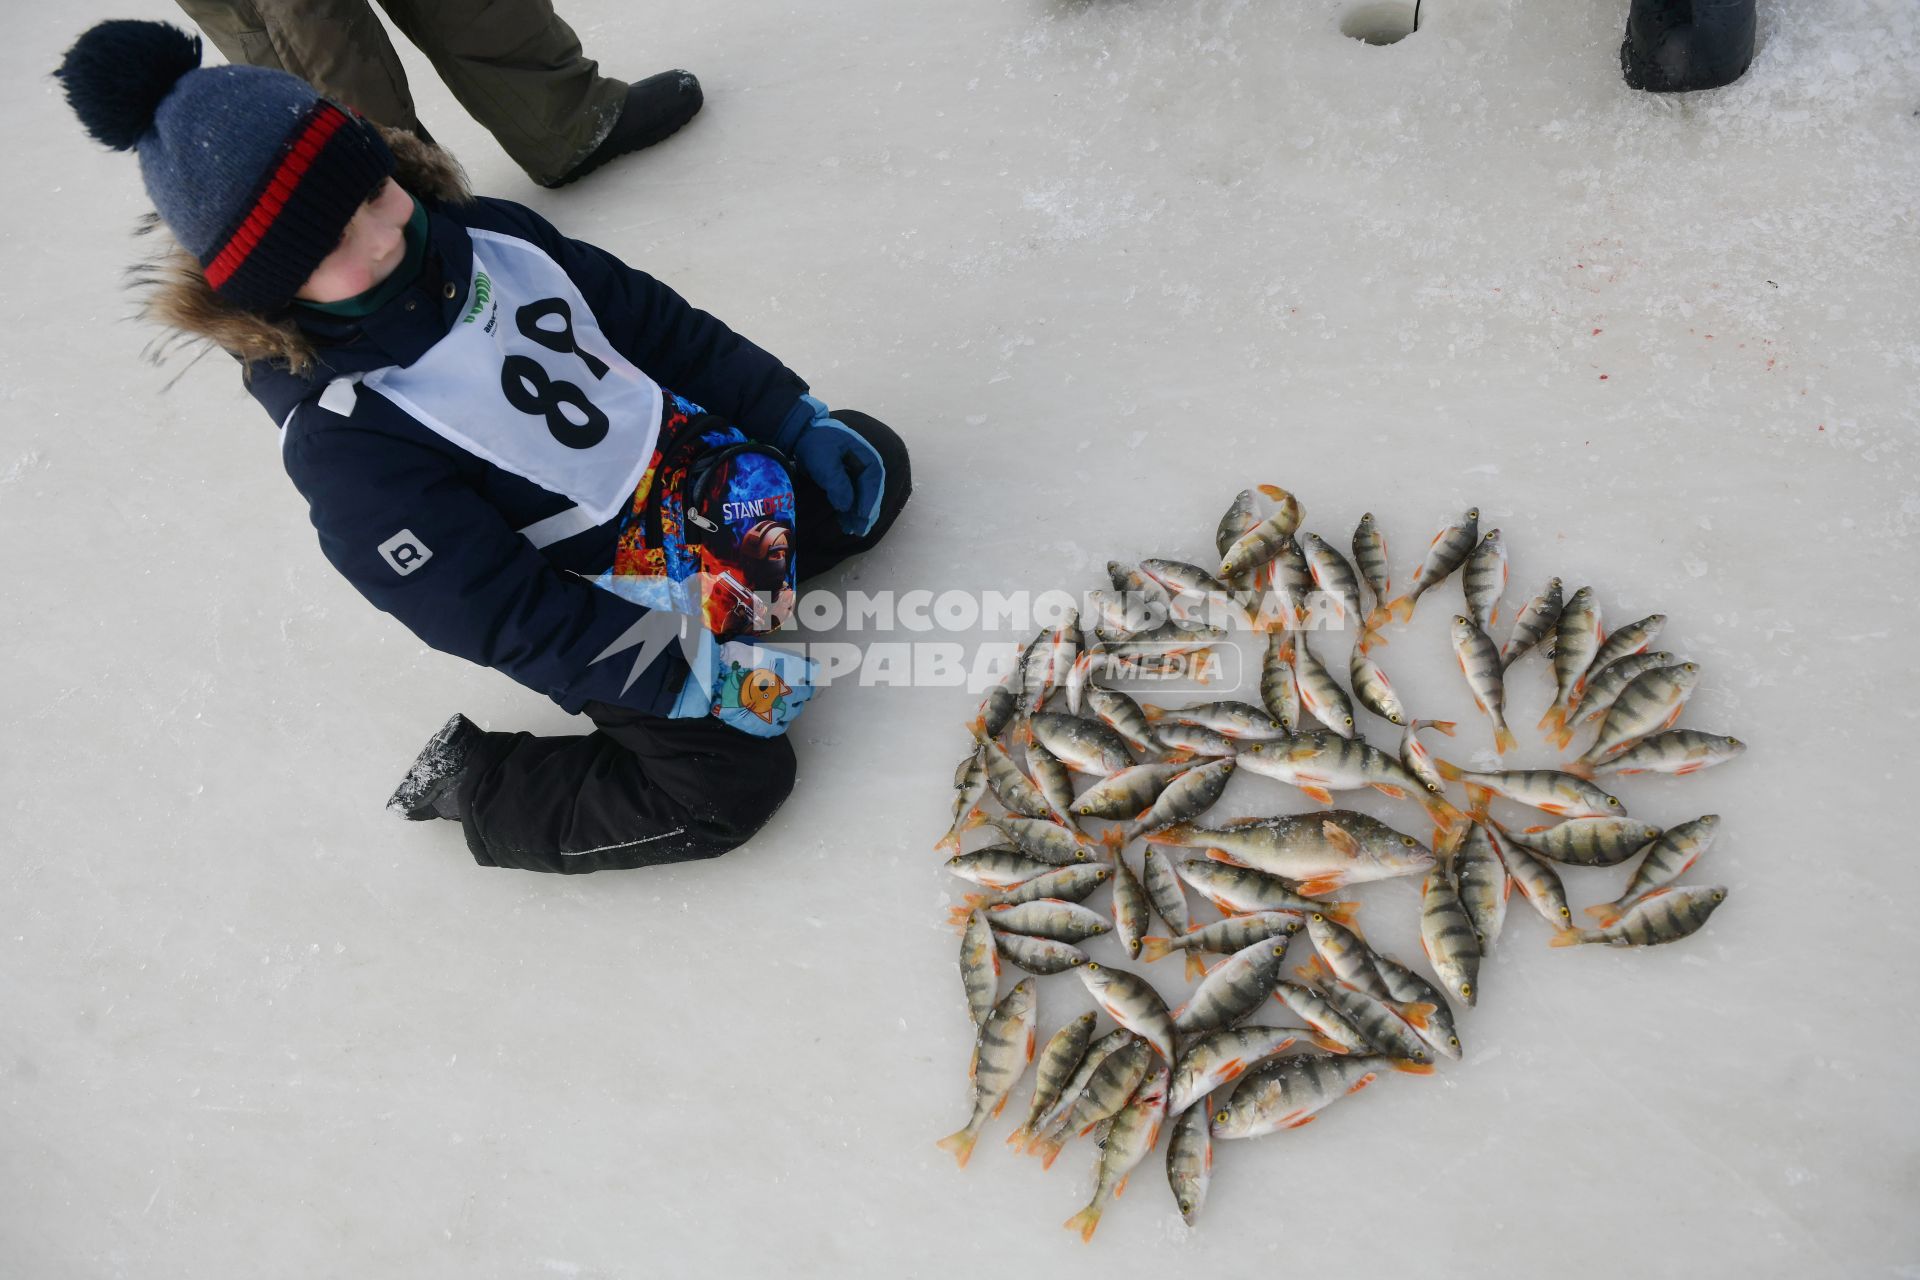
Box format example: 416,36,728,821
1389,715,1403,724
1312,913,1325,922
1086,962,1100,971
1214,1111,1229,1124
1460,983,1473,997
1713,891,1725,901
1449,1036,1459,1047
1402,837,1415,846
1559,906,1571,919
1427,783,1441,793
1607,797,1620,807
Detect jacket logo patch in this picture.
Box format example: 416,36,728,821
461,270,493,324
377,529,433,576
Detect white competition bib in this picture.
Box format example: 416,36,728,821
363,229,664,523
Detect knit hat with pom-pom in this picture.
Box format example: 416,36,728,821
57,19,394,313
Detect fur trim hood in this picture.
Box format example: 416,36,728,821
133,126,472,378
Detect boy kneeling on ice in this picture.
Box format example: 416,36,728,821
59,20,911,874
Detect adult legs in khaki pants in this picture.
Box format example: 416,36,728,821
174,0,699,187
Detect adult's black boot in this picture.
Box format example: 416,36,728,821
386,713,484,822
541,71,704,188
1622,0,1757,93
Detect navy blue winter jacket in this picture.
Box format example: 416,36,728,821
244,195,811,716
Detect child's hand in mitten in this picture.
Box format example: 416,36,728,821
785,395,884,536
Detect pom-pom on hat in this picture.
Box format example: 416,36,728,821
57,19,395,314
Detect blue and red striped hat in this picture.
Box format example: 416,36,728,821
58,20,394,314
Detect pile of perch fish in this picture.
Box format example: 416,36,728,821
934,485,1744,1241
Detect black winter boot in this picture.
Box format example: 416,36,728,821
1622,0,1757,93
542,71,704,188
386,713,484,822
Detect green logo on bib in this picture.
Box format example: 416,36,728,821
462,271,493,324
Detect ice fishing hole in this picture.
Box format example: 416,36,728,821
1341,1,1418,45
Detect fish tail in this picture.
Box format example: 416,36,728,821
1030,1133,1067,1169
936,1124,980,1168
1388,594,1417,625
1184,951,1209,983
1295,873,1347,898
1100,828,1127,859
1465,785,1493,823
1145,822,1195,845
1495,725,1519,756
1004,1125,1032,1150
1562,760,1596,780
1319,900,1362,928
1139,936,1174,963
1548,928,1594,948
1583,901,1626,926
1537,701,1566,736
945,898,987,929
1064,1203,1105,1243
1433,756,1466,781
1140,704,1168,721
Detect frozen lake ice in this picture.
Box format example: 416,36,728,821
4,0,1917,1275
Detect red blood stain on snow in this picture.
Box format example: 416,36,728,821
1599,374,1610,381
1591,328,1602,336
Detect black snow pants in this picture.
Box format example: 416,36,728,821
454,410,911,874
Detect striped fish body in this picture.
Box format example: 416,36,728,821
1167,1102,1214,1226
1072,761,1190,820
1151,811,1434,891
1499,577,1563,669
1349,647,1407,726
1064,1063,1168,1242
1302,533,1365,627
1172,858,1348,918
1352,513,1391,606
1173,936,1295,1035
971,681,1019,741
1451,614,1516,755
951,864,1113,926
1122,758,1236,840
1553,885,1727,948
960,909,1000,1025
1024,739,1082,827
1420,870,1482,1006
1140,845,1192,937
938,750,989,851
1399,719,1457,793
1596,815,1723,924
1271,536,1317,627
1217,487,1303,581
986,814,1098,866
1112,855,1152,960
1211,1053,1393,1139
1142,558,1258,630
988,898,1111,943
1086,687,1162,755
1450,767,1623,819
1140,913,1304,967
936,979,1038,1166
1577,651,1675,725
1503,817,1662,868
1291,634,1357,737
1389,507,1479,622
1078,963,1178,1062
1583,612,1666,683
1019,617,1081,715
1579,663,1699,763
1541,586,1603,736
1298,960,1434,1068
1032,1028,1133,1138
1045,1037,1153,1151
1155,722,1240,759
1168,1025,1303,1116
1453,820,1510,949
1462,529,1507,632
992,929,1089,975
1215,489,1258,560
978,738,1054,820
1304,913,1392,998
1271,979,1373,1054
1030,711,1136,775
1580,731,1745,777
1260,631,1303,732
1498,833,1573,927
1367,951,1463,1060
946,846,1063,889
1012,1011,1100,1147
1239,733,1457,831
1148,699,1288,741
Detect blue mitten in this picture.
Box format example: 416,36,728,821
669,633,817,737
782,395,885,536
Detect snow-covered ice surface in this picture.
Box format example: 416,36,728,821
5,0,1918,1274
